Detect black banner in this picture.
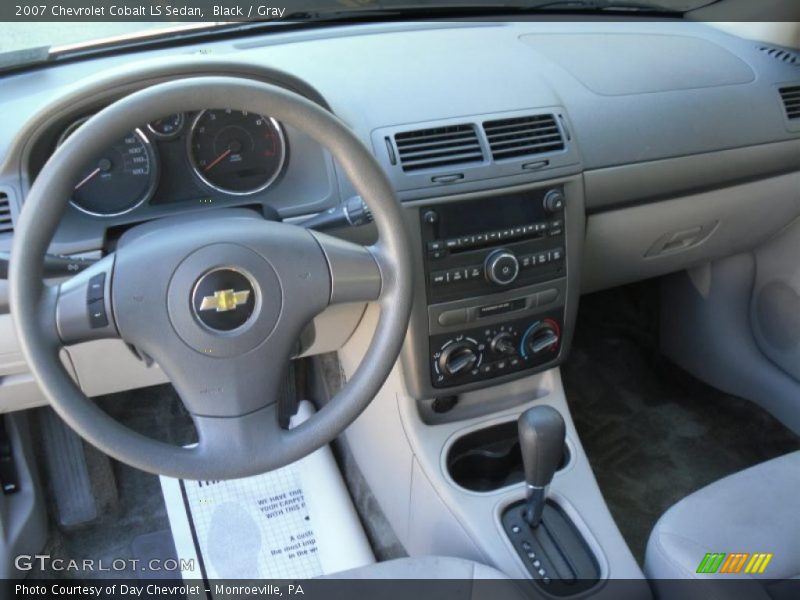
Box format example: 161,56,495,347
1,0,799,22
7,578,800,600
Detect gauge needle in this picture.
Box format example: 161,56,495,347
74,167,101,191
204,148,232,172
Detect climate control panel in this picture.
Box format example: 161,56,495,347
430,312,562,388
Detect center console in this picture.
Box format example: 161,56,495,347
402,182,579,405
339,177,648,597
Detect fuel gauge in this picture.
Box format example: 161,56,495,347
147,113,185,139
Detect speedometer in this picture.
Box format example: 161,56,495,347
188,109,286,195
59,119,159,217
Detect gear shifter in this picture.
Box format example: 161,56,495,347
518,405,566,527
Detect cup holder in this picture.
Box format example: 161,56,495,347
447,420,570,492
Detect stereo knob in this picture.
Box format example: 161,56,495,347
490,332,517,356
543,189,565,214
522,320,561,358
485,249,519,286
439,341,479,376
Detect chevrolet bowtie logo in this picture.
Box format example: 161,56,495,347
198,289,251,312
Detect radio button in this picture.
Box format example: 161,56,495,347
431,271,448,286
537,288,560,306
437,309,468,327
543,189,565,214
485,250,520,285
467,265,482,279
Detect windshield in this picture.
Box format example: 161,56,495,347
0,0,721,57
0,22,217,54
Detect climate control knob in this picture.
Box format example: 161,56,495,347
485,249,519,286
438,341,479,376
521,320,561,358
490,332,517,356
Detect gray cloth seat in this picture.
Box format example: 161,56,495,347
645,451,800,599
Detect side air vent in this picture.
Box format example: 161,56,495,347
759,46,800,66
394,124,484,172
483,114,564,161
0,192,12,235
779,86,800,120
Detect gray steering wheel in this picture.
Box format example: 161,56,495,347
9,77,413,480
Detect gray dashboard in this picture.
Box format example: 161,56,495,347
0,19,799,269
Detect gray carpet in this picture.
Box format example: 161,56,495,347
562,283,800,565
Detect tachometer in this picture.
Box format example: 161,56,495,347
58,119,158,217
188,109,286,195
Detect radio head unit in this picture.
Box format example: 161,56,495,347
417,187,569,389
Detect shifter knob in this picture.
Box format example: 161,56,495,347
518,405,566,526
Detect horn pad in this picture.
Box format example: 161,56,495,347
167,243,282,358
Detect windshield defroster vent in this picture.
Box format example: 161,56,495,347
759,46,800,66
483,114,564,161
0,192,12,235
394,124,484,172
779,86,800,120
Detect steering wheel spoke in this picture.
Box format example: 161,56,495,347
55,254,118,345
311,231,384,304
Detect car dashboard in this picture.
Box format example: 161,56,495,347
0,19,799,410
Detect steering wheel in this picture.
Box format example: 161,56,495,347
9,77,413,480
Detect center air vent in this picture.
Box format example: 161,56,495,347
483,114,564,161
394,124,483,172
0,192,12,235
759,46,800,66
779,86,800,120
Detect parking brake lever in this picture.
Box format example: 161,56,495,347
0,251,97,279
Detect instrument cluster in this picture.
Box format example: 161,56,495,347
55,109,287,217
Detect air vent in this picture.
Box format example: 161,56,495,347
394,124,483,172
0,192,12,235
759,46,800,66
779,86,800,120
483,114,564,161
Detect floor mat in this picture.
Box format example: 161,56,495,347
159,401,373,585
29,385,193,579
562,283,800,565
